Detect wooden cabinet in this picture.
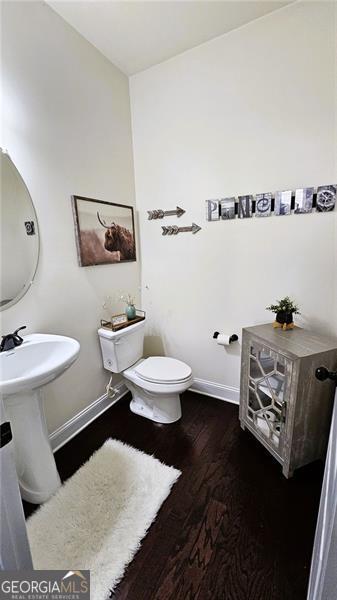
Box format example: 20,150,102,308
239,324,337,478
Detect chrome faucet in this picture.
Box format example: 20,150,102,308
0,326,27,352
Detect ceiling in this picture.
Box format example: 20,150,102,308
47,1,293,76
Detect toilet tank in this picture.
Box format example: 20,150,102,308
98,320,145,373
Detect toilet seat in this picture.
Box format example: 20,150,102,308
134,356,192,384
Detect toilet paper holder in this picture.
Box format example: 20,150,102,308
213,332,238,343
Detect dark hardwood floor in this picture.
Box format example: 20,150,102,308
23,391,323,600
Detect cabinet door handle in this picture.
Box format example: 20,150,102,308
281,403,287,423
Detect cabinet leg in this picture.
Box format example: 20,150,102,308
282,464,294,479
240,420,246,431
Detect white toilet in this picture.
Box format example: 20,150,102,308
98,320,193,423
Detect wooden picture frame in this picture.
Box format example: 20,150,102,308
71,195,136,267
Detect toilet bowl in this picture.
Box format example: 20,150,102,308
98,321,192,424
124,356,193,423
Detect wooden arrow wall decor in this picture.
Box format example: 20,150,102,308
162,223,202,236
148,206,185,220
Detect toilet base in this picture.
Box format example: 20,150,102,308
126,381,182,424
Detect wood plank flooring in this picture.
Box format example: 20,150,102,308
23,391,324,600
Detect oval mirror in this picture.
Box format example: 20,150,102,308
1,149,40,310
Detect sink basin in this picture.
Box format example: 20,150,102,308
1,333,80,504
0,333,80,395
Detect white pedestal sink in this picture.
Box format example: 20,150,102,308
0,334,80,503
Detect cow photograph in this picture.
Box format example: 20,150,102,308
72,195,136,267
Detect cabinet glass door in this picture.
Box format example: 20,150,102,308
247,343,290,454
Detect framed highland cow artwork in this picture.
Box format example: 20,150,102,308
71,195,136,267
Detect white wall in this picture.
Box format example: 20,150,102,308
130,1,337,394
335,30,337,333
335,216,337,327
2,1,140,431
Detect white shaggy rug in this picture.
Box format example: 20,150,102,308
27,439,180,599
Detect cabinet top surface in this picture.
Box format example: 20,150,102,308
243,323,337,358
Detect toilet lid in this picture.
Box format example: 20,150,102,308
135,356,192,384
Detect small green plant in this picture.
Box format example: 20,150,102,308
266,296,300,315
120,293,135,306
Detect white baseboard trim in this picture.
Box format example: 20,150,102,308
190,378,240,405
49,378,237,453
49,382,128,453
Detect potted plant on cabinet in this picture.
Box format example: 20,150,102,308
266,296,300,330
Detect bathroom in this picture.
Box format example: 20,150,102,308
1,0,337,598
